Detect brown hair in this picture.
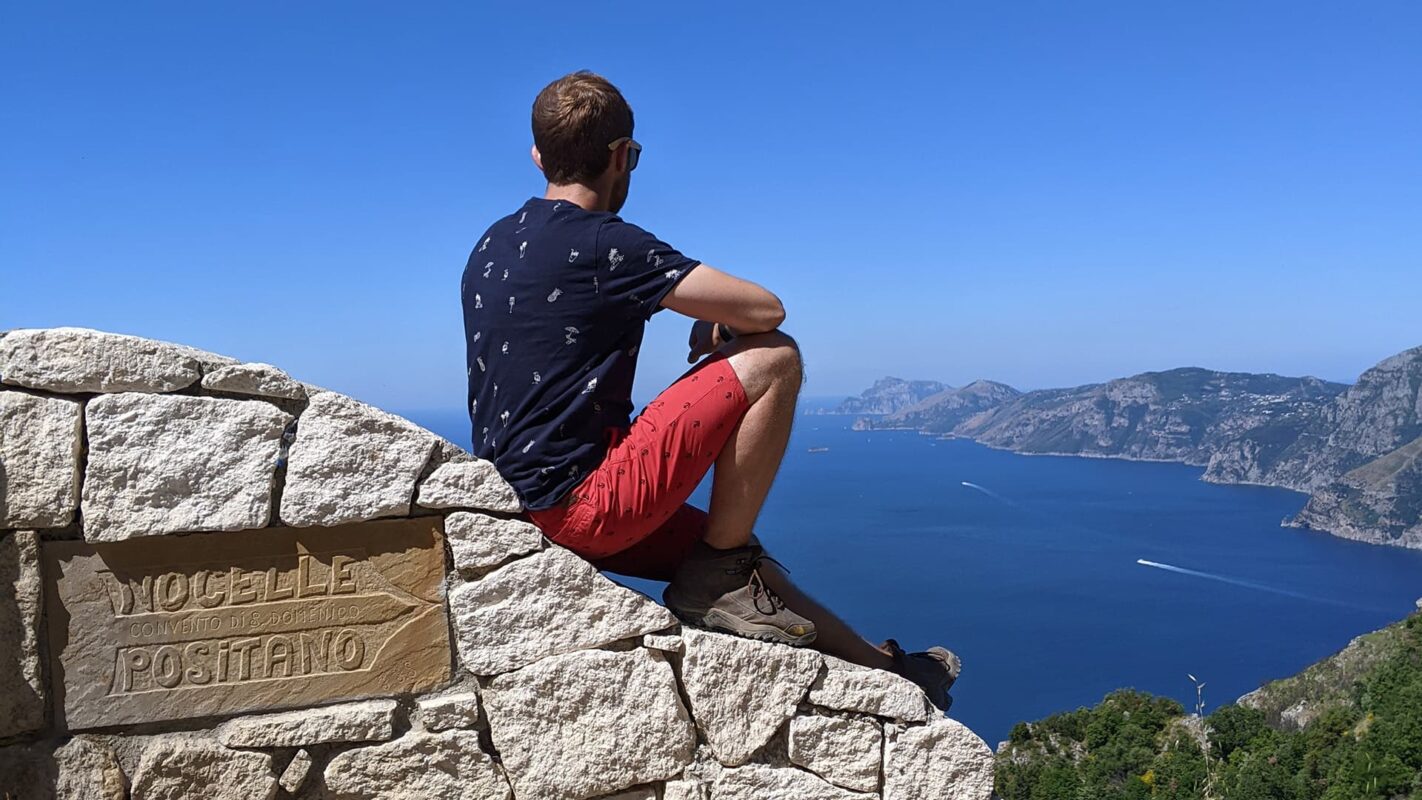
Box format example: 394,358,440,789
531,70,634,185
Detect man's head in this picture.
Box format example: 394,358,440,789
531,70,637,213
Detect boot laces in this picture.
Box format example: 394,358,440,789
724,546,791,616
747,567,786,616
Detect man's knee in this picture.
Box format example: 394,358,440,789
724,329,803,399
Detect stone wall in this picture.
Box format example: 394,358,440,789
0,327,994,800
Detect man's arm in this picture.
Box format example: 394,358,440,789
659,263,785,334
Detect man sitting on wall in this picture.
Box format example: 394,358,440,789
461,70,960,710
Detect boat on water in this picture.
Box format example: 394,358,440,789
807,447,830,453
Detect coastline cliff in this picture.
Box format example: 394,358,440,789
995,605,1422,798
842,345,1422,549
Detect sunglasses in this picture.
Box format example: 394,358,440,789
608,136,642,171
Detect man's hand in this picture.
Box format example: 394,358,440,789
687,320,732,363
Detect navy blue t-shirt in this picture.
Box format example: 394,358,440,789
461,197,702,512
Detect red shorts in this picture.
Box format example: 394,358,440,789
523,349,751,581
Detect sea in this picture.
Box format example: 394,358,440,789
405,398,1422,745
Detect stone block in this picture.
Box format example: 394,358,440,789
215,698,396,748
809,654,935,723
0,531,45,739
280,392,438,527
129,737,276,800
882,719,994,800
0,327,202,394
201,362,305,400
0,743,56,800
82,393,292,540
788,713,883,793
680,628,823,766
55,735,125,800
0,392,82,528
643,633,684,653
598,787,657,800
43,519,450,729
323,730,511,800
416,460,522,513
483,648,695,800
416,690,482,731
445,511,544,571
449,546,674,675
663,779,709,800
277,749,312,795
712,764,872,800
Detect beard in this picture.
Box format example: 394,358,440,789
609,172,631,214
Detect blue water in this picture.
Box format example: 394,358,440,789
405,403,1422,745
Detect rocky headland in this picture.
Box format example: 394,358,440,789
815,378,950,417
843,345,1422,549
995,605,1422,798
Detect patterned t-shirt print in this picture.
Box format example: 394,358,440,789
460,196,701,512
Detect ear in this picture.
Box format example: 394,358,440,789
530,145,543,171
611,141,627,173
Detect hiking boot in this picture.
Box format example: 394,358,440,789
663,539,817,647
882,638,960,713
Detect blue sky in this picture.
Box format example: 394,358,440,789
4,2,1419,412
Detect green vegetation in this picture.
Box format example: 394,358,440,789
996,612,1422,799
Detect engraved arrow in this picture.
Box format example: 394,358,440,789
113,592,426,647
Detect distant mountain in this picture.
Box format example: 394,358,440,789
846,346,1422,549
857,380,1021,433
824,377,949,415
1204,345,1422,491
961,368,1347,465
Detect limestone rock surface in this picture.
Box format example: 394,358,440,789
323,730,511,800
280,392,438,527
445,511,544,571
215,699,396,748
483,648,695,800
130,737,277,800
0,744,56,800
643,633,685,653
663,779,710,800
809,654,935,723
882,719,994,800
0,327,203,393
598,788,657,800
416,690,482,731
82,393,291,540
277,750,312,795
55,735,125,800
201,362,305,399
0,531,45,739
417,460,522,513
450,546,675,674
712,764,872,800
0,392,82,528
680,628,823,766
435,435,476,464
788,713,882,793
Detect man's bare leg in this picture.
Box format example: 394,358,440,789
704,331,895,671
755,560,896,671
703,330,800,549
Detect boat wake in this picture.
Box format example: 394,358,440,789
961,481,1013,505
1135,558,1387,613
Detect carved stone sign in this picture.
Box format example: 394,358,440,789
43,518,451,729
